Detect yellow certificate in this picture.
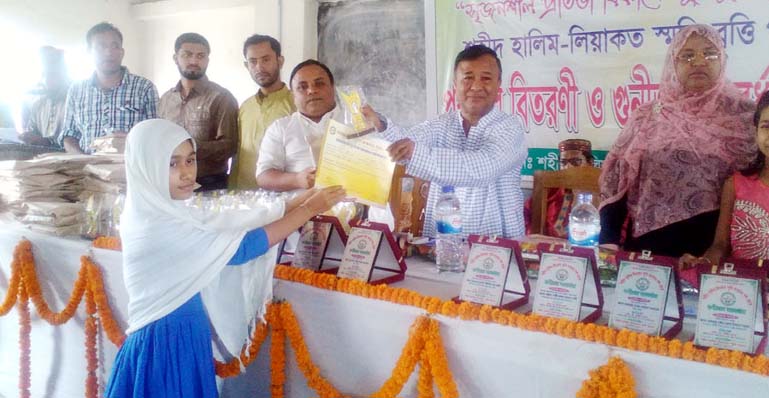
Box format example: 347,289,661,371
315,119,395,207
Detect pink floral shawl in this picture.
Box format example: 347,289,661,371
599,24,756,237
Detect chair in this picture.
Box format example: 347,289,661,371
530,166,602,236
389,164,429,235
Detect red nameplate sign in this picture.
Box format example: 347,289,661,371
336,219,407,285
694,259,768,354
610,250,684,339
532,243,603,323
286,215,348,274
453,235,530,310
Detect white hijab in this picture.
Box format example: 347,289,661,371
120,119,283,360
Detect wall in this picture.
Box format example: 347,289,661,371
0,0,143,108
133,0,319,104
0,0,319,106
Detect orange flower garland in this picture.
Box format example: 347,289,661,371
18,274,31,398
273,264,769,377
213,315,270,378
373,316,428,398
93,237,121,251
576,356,637,398
17,239,86,325
0,244,20,315
417,349,434,398
269,305,287,398
5,237,769,398
423,319,458,398
84,289,98,398
279,302,343,398
82,256,125,346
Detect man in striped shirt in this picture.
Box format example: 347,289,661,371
60,22,158,154
365,45,528,239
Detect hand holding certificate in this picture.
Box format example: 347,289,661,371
314,119,396,208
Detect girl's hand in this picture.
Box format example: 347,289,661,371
285,188,316,214
303,186,346,215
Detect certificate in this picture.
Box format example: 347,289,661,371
609,261,671,335
315,119,396,207
459,244,511,306
337,227,383,281
532,253,588,321
695,274,760,353
292,221,331,270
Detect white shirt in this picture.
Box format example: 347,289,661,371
256,105,394,228
255,106,343,178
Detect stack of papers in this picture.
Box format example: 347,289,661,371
19,201,84,236
0,153,124,236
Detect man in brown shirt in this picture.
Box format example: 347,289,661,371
159,32,238,191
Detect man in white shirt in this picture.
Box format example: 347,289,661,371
255,59,343,192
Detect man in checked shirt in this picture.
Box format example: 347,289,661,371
60,22,158,154
364,44,528,239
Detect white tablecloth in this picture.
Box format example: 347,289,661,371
1,222,768,397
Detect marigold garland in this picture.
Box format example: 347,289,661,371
0,244,20,315
272,264,769,377
576,356,637,398
279,302,343,398
92,237,121,251
82,256,125,346
373,316,428,398
269,305,287,398
5,238,769,398
417,349,434,398
84,288,98,398
18,273,31,398
423,319,458,398
17,239,86,325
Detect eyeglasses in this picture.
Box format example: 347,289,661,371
676,51,720,64
560,157,585,168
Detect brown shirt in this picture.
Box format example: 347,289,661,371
158,78,239,178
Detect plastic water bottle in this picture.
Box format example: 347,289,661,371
435,186,463,272
568,192,601,247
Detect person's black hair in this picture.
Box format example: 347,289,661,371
453,44,502,77
740,90,769,177
242,34,281,58
175,32,210,54
86,22,123,49
289,59,335,86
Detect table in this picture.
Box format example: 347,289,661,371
1,223,768,397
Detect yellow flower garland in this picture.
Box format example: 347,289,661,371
577,356,637,398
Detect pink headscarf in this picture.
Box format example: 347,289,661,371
600,24,756,238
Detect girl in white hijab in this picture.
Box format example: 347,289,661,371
105,119,344,397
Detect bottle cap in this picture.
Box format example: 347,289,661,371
577,191,593,202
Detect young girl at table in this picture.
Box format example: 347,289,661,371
680,90,769,282
105,119,345,397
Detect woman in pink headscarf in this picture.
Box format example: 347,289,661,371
599,24,756,257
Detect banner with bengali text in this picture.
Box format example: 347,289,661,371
436,0,769,175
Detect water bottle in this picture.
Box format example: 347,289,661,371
435,186,463,272
568,192,601,247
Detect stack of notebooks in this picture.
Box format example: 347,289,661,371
0,153,124,236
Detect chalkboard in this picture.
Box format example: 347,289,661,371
318,0,425,128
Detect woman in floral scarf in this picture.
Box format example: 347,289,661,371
599,24,756,257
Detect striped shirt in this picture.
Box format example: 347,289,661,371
380,109,528,239
60,67,158,152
